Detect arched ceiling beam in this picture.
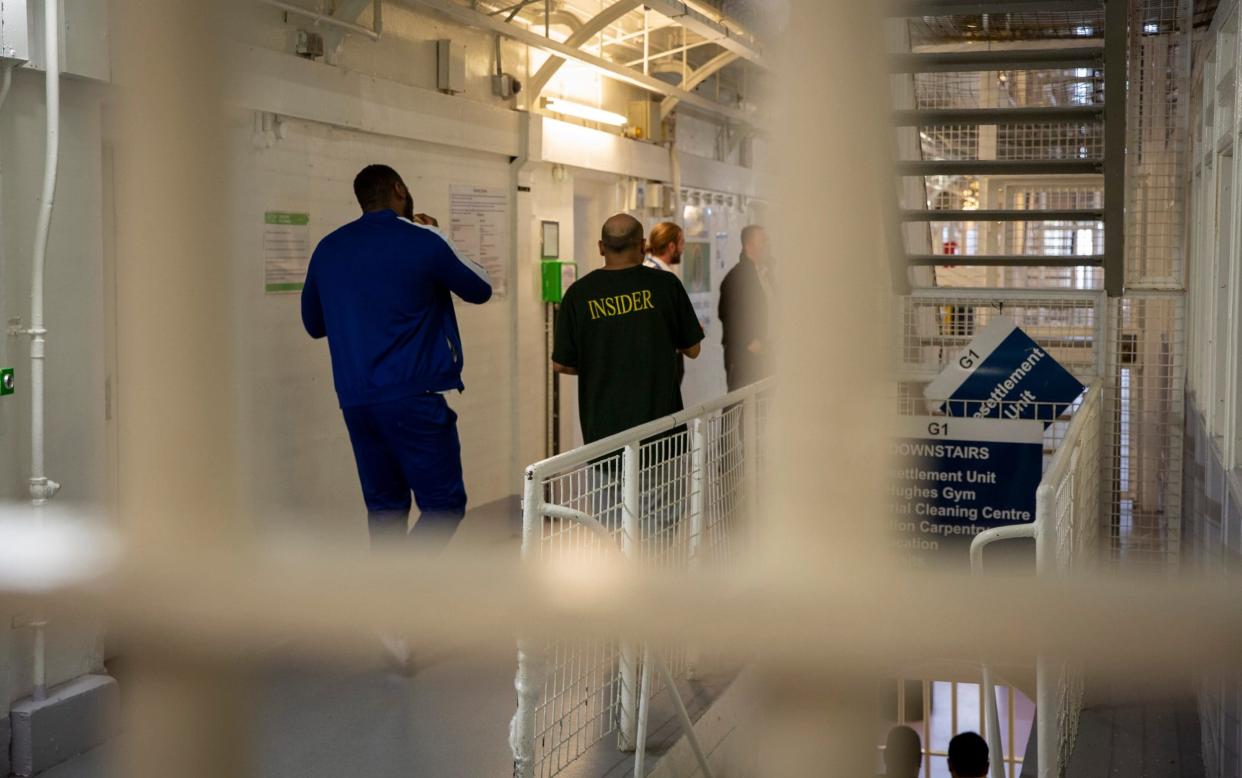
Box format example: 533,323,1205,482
405,0,753,125
640,0,764,68
526,0,644,99
659,51,739,120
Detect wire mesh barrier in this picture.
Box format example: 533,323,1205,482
509,380,772,778
899,289,1105,385
1108,0,1190,571
970,381,1103,778
900,0,1191,571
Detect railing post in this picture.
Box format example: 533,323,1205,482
1035,482,1057,778
742,390,759,540
618,442,642,750
688,417,707,565
686,417,707,679
982,665,1005,778
510,468,545,778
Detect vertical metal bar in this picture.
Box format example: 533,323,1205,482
546,304,555,458
511,468,546,778
1094,291,1108,379
923,679,932,777
1035,483,1057,778
1103,0,1128,297
686,417,707,679
743,391,759,541
632,645,654,778
1008,683,1017,778
642,7,649,76
618,443,642,750
682,25,688,86
897,678,906,724
983,667,1004,778
688,417,707,564
951,681,958,737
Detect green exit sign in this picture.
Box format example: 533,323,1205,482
0,368,13,396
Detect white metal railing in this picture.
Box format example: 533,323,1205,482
970,379,1103,778
509,379,773,778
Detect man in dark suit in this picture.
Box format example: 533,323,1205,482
718,224,774,391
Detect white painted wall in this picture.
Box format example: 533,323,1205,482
0,70,109,708
231,114,521,539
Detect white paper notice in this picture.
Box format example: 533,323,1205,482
263,211,311,294
449,185,508,297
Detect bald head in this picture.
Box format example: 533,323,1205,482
599,214,645,267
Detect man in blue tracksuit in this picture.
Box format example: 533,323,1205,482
301,164,492,548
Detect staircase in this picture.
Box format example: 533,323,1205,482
885,0,1127,295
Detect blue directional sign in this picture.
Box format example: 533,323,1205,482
924,316,1085,423
891,415,1044,565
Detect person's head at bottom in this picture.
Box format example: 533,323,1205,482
947,732,989,778
599,214,645,267
884,725,922,778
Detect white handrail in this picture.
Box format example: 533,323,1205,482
512,381,771,778
970,380,1102,778
525,504,716,778
526,377,774,479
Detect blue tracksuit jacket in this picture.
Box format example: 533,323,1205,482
301,209,493,407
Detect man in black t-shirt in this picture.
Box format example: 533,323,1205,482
552,214,704,444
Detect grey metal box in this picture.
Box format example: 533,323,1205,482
1,0,30,64
436,39,465,94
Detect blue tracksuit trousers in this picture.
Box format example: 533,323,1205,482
341,393,467,547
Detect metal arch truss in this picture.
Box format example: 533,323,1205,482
527,0,645,97
659,50,739,120
406,0,758,125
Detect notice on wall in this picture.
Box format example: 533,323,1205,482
891,415,1044,565
449,185,508,297
925,316,1085,422
683,242,713,329
263,211,311,294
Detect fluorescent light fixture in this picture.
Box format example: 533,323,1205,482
543,97,627,127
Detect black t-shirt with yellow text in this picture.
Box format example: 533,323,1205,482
553,265,704,444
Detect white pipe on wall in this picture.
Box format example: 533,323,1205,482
28,0,64,703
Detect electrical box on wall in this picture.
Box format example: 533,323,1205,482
627,100,662,143
0,1,30,63
437,39,465,95
643,183,666,211
492,73,521,99
541,261,576,304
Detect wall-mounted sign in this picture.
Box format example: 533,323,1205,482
891,415,1044,565
263,210,311,294
450,185,509,297
541,220,560,259
924,316,1084,422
